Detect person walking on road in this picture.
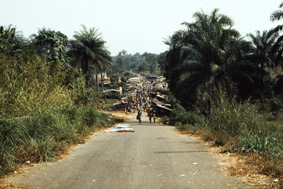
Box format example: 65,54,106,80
137,109,142,124
149,111,153,123
153,111,156,123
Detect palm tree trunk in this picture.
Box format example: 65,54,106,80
96,73,99,92
101,72,104,92
260,62,265,103
82,60,90,87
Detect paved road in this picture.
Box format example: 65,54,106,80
7,114,247,189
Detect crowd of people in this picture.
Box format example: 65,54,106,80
124,80,158,124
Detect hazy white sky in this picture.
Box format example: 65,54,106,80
0,0,282,55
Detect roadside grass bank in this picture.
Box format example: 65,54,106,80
163,99,283,187
0,106,115,177
0,52,119,177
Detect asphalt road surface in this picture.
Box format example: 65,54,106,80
7,114,247,189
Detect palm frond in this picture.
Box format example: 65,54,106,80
271,10,283,21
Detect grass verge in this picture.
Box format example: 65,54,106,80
169,99,283,187
0,106,115,176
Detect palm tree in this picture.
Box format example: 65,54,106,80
158,51,167,75
69,25,112,89
270,2,283,67
0,25,28,55
164,9,256,112
271,2,283,32
248,30,279,101
164,29,187,92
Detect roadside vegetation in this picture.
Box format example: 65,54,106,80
0,25,115,176
111,51,161,75
162,4,283,187
2,1,283,187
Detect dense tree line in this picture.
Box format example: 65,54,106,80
0,24,115,118
163,6,283,114
111,51,160,75
0,24,111,90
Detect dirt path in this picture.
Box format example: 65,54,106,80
4,112,252,188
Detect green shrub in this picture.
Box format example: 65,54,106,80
0,106,115,175
0,46,116,176
206,96,283,159
176,123,191,131
83,108,99,127
169,105,204,126
270,96,283,112
207,98,261,136
0,118,27,175
160,116,169,124
238,132,283,159
19,136,57,163
23,112,57,140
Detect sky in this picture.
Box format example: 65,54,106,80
0,0,282,55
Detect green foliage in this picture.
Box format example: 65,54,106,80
0,25,27,55
69,25,112,87
166,95,180,109
0,25,115,176
203,97,283,160
160,116,169,124
207,97,260,136
0,51,76,116
164,8,283,183
32,28,69,64
239,132,283,158
110,74,120,88
164,9,258,110
123,71,135,78
171,95,283,161
236,119,283,160
175,123,191,131
169,105,204,126
163,8,283,113
274,75,283,96
0,106,114,175
0,118,27,174
111,52,160,74
268,96,283,112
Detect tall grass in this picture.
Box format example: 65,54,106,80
0,118,27,173
207,98,260,136
0,106,114,176
0,51,116,176
206,97,283,159
171,95,283,184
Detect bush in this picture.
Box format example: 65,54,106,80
160,116,169,124
238,133,283,158
269,96,283,112
206,97,283,159
176,123,191,131
18,136,57,163
0,106,115,176
0,118,27,175
0,40,117,177
169,105,204,126
207,98,261,136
